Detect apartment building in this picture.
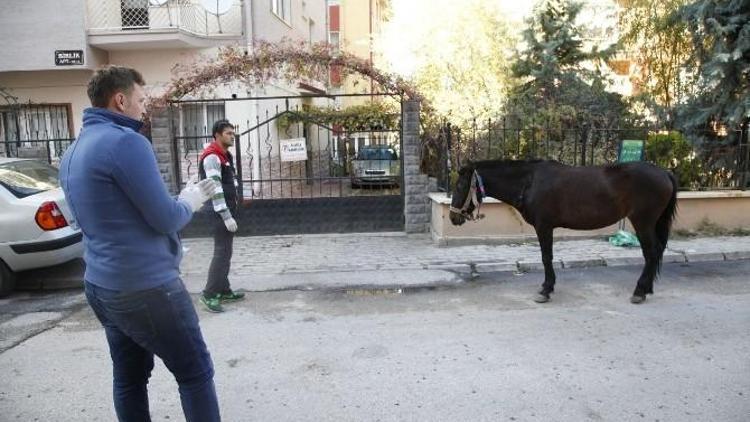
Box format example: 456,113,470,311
0,0,328,164
327,0,389,99
326,0,394,154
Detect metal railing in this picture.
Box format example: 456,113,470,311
86,0,243,38
424,119,750,192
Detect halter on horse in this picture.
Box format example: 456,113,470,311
449,170,486,221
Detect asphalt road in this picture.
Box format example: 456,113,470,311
1,260,748,421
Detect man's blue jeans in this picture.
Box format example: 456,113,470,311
85,278,221,422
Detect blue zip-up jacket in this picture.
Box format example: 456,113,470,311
60,108,193,291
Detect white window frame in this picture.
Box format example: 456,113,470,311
271,0,291,26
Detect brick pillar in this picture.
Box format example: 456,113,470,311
402,100,431,233
150,109,179,194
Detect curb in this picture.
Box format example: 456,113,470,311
16,250,750,293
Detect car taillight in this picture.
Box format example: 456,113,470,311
35,201,69,231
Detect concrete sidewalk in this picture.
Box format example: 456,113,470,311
178,233,750,293
18,233,750,293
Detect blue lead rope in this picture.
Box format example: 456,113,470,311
474,171,486,200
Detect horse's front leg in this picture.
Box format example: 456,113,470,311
534,226,556,303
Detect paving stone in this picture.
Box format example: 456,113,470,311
517,260,563,272
474,262,518,273
724,250,750,261
685,252,726,263
603,256,644,267
562,258,606,269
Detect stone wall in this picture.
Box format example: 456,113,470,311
150,109,179,194
402,100,434,233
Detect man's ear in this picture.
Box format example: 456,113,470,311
112,92,127,113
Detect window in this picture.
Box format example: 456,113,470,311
329,31,340,53
271,0,291,24
179,103,226,151
0,160,59,199
328,29,342,85
308,19,314,46
357,147,398,161
0,105,72,142
121,0,150,29
0,104,73,160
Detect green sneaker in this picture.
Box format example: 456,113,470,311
200,294,224,313
219,290,246,302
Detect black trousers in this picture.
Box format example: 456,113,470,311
203,214,234,297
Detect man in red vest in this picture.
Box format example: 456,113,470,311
198,119,245,312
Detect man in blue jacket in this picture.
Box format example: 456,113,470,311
60,66,221,422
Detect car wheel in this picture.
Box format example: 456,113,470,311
0,260,16,298
350,179,360,189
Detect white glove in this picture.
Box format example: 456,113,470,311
179,178,215,212
196,178,216,196
224,217,238,233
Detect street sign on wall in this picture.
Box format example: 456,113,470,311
55,50,84,66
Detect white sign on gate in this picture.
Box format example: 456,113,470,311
280,138,308,162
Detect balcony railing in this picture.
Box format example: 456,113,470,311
87,0,243,38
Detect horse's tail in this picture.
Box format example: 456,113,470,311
655,171,679,272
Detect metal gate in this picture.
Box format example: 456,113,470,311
171,93,405,237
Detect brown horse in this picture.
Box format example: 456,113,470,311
449,160,678,304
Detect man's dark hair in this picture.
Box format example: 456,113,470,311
212,119,235,138
87,66,145,108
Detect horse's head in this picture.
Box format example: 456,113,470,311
449,163,479,226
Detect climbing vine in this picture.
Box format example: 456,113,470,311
277,102,400,132
149,39,427,111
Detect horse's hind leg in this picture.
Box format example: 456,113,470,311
533,226,556,303
631,223,659,304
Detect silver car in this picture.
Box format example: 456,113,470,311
350,145,400,188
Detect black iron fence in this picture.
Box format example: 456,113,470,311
171,94,408,236
170,94,404,202
424,119,749,192
0,103,75,166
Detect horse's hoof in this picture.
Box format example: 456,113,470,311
630,295,646,304
533,293,550,303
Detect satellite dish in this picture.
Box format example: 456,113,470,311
200,0,233,15
149,0,169,5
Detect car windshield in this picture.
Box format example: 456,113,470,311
0,160,60,199
357,148,398,160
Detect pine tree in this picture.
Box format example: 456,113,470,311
676,0,750,135
508,0,627,129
